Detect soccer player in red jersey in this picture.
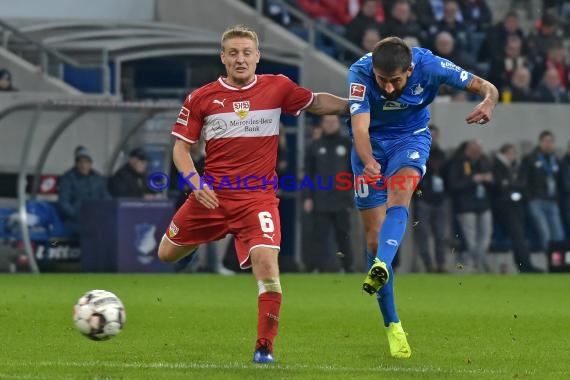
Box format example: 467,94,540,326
158,24,348,363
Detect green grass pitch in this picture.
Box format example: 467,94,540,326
0,274,567,379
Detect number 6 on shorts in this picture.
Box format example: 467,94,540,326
258,211,275,233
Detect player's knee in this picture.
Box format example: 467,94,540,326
253,255,277,274
157,245,176,262
158,236,192,263
251,249,279,277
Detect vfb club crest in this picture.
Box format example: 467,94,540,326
233,100,250,119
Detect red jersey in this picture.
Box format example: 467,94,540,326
172,74,313,196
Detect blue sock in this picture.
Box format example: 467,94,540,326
377,265,399,326
366,250,399,327
366,251,376,270
376,205,409,266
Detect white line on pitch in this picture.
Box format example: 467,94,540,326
1,360,512,375
0,373,49,380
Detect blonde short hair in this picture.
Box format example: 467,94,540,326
221,24,259,51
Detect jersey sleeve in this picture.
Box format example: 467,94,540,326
279,75,314,116
427,53,474,90
171,92,203,143
347,69,371,116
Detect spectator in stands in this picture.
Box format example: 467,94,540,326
533,43,570,92
509,67,535,102
265,0,293,26
527,13,564,61
296,0,355,26
345,0,382,47
403,35,421,47
361,27,382,52
490,144,541,272
381,0,425,44
561,141,570,238
534,67,570,103
459,0,492,32
58,146,110,234
433,31,473,72
519,131,566,253
303,115,354,272
414,0,438,30
488,35,530,97
108,147,156,199
447,139,493,272
241,0,291,26
0,69,16,92
432,32,473,99
430,0,470,53
477,11,527,63
413,125,449,273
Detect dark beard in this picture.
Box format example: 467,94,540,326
381,89,404,100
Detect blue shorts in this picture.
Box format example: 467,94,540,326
351,130,431,210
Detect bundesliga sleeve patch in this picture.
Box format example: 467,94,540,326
349,83,366,101
176,106,190,126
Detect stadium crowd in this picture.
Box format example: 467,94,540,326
303,116,570,273
244,0,570,103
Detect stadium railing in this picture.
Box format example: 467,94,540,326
0,98,180,273
0,19,79,79
249,0,365,63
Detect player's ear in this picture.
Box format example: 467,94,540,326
406,65,413,77
220,51,226,65
256,50,261,64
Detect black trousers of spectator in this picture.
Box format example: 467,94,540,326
310,209,353,272
413,199,448,271
563,199,570,239
494,201,534,271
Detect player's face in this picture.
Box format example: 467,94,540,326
221,37,260,87
372,66,413,100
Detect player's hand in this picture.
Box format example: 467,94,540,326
472,174,485,183
194,183,219,209
465,99,494,125
303,199,314,213
363,160,381,178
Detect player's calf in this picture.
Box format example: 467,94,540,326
253,278,282,364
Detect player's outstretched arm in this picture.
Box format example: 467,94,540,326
173,139,219,209
305,93,349,116
465,75,499,125
352,113,381,177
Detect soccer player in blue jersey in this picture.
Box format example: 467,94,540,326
348,37,498,358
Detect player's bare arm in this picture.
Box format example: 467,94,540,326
306,93,349,116
351,113,381,177
173,139,219,209
465,75,499,125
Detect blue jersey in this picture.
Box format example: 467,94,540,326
347,47,474,140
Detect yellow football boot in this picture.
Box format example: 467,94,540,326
386,322,412,359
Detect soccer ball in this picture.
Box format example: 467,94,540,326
73,289,126,341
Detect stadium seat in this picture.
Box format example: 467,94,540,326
5,201,74,242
